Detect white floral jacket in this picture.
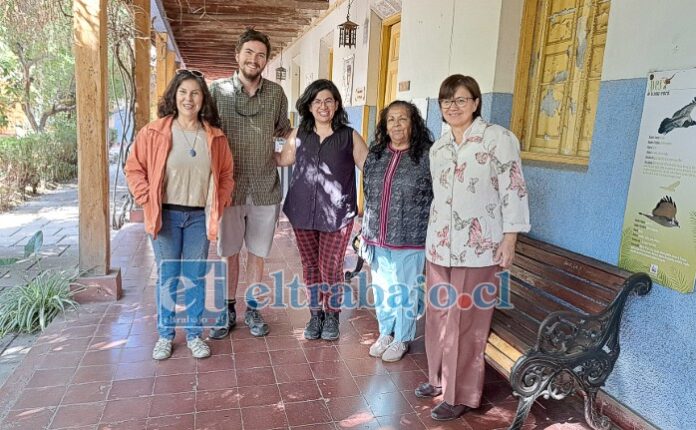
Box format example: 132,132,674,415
426,117,531,267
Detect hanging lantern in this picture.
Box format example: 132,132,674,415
275,49,287,81
338,0,359,49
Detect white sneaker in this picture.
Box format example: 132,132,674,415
187,337,211,359
369,334,394,357
381,340,409,362
152,338,172,360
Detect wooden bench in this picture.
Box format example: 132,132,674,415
485,235,652,430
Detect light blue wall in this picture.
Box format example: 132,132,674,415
425,80,696,429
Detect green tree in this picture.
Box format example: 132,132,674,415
0,0,75,133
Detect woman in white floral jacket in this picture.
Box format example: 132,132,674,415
415,75,531,421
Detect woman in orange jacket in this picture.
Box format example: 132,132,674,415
125,69,234,361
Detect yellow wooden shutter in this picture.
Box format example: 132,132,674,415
512,0,610,165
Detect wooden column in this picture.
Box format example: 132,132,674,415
73,0,121,300
132,0,150,133
166,50,177,84
155,32,169,104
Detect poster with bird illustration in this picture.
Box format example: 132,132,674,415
619,68,696,293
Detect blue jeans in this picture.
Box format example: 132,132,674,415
370,247,426,342
150,209,209,341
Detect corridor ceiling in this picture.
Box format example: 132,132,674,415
160,0,330,79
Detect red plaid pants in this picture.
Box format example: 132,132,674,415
292,220,354,313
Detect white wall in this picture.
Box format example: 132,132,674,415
398,0,522,99
266,0,378,110
603,0,696,81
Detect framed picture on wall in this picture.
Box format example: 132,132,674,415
342,54,354,106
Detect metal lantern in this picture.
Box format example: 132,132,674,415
275,49,287,81
275,65,287,81
338,0,358,49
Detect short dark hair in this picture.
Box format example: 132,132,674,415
296,79,349,133
438,74,482,120
236,28,271,57
371,100,433,163
157,71,221,128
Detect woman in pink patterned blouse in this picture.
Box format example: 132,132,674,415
415,75,531,421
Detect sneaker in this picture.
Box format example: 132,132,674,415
320,311,340,341
304,311,324,340
209,309,237,340
244,309,270,337
152,338,172,360
381,340,408,362
369,334,394,357
187,337,211,359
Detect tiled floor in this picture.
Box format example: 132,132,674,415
0,219,593,430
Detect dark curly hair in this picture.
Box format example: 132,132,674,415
371,100,433,163
296,79,349,134
157,71,221,128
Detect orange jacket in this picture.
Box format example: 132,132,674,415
124,116,234,240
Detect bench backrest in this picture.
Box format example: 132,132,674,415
492,235,631,356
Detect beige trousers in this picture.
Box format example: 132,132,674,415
425,261,500,408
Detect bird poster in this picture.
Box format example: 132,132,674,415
619,68,696,293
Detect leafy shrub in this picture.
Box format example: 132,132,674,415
0,122,77,210
0,269,81,336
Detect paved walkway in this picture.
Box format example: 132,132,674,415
0,217,592,430
0,159,130,390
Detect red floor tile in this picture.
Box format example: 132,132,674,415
376,413,427,430
101,396,152,423
196,354,235,373
194,408,242,430
285,399,332,426
270,348,307,366
195,388,239,412
274,362,315,383
234,351,271,369
237,384,281,408
197,370,238,391
278,380,322,402
366,391,414,417
153,373,196,394
317,377,362,399
148,392,196,418
11,386,66,410
50,402,106,428
108,377,154,399
25,367,75,388
3,408,55,430
240,403,288,430
62,381,111,405
235,366,276,386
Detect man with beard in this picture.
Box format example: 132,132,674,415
209,28,292,339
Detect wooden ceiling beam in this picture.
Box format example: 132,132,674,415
166,14,314,26
162,0,329,11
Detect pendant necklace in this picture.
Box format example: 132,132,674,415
177,119,200,157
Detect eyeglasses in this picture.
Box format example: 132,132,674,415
176,69,204,79
439,97,475,109
312,98,336,108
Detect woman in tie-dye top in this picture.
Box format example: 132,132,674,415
415,75,530,421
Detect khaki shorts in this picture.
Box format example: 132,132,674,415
217,197,280,258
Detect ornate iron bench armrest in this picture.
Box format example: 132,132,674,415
506,273,652,430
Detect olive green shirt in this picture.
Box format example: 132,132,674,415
210,72,292,205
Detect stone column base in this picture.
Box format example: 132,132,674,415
72,268,122,302
129,208,144,223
